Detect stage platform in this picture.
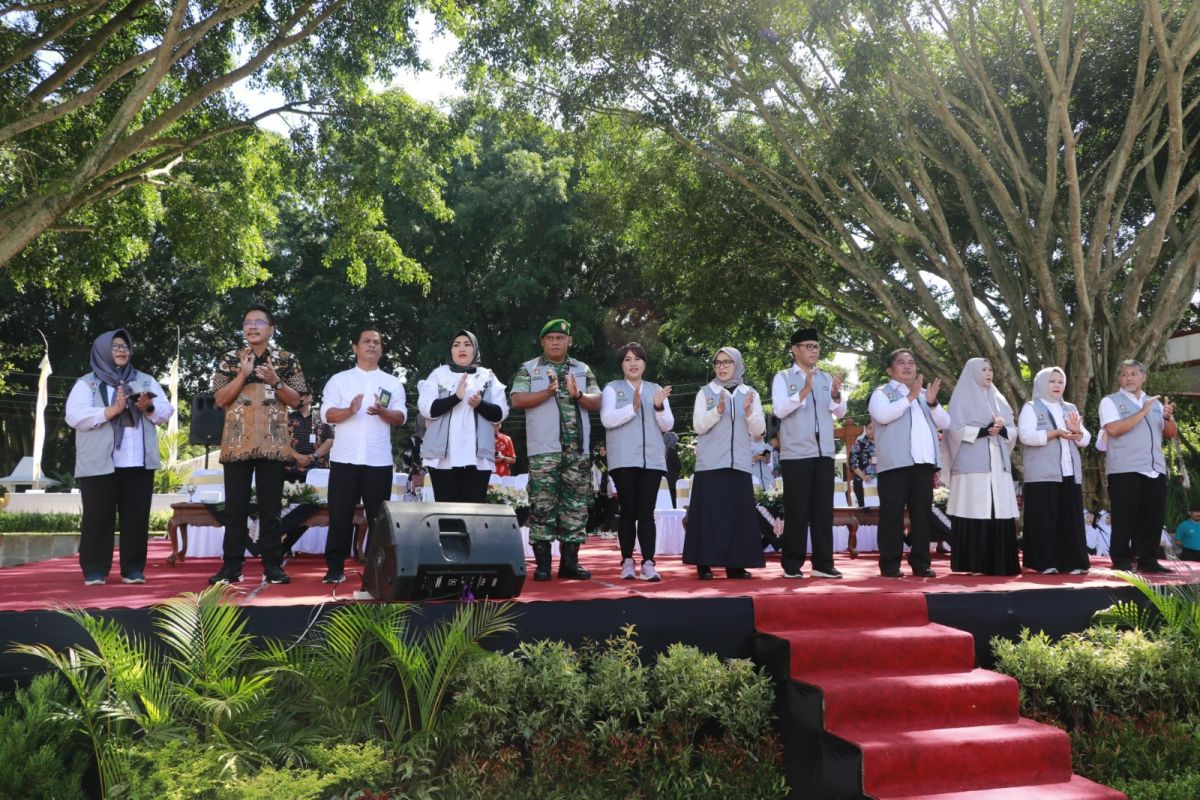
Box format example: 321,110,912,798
1,536,1193,688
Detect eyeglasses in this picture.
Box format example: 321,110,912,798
243,319,271,328
713,359,735,367
796,343,820,351
111,344,130,352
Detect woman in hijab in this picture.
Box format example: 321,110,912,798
945,358,1019,575
1017,367,1092,574
418,330,509,502
683,347,766,579
64,329,175,585
600,342,674,581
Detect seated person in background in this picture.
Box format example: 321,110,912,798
848,423,877,507
285,390,334,483
1175,505,1200,561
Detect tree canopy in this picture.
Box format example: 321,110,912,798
463,0,1200,402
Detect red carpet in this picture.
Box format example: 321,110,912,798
753,594,1126,799
0,536,1194,612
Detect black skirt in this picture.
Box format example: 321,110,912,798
1021,479,1089,573
950,516,1020,576
682,469,766,569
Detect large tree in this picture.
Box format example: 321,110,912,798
464,0,1200,404
0,0,464,296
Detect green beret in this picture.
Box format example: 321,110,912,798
540,319,571,338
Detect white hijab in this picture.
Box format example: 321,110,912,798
947,358,1014,465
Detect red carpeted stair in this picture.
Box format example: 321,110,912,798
753,593,1125,800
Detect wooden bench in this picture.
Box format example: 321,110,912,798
167,502,369,565
832,506,910,558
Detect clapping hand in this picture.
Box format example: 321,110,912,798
348,393,364,415
254,355,279,386
1163,398,1175,421
239,348,255,377
466,389,482,408
743,389,756,416
135,391,154,413
926,378,942,406
831,374,843,397
107,385,128,420
566,372,580,400
716,391,727,416
633,384,641,409
653,385,672,408
456,373,468,400
987,415,1004,436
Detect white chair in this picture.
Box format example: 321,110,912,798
655,476,673,509
190,469,225,503
675,478,691,509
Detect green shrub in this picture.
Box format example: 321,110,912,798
991,627,1200,730
150,510,172,531
0,674,90,800
1113,772,1200,800
0,511,82,532
446,627,787,799
1070,712,1200,784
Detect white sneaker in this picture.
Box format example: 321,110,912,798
620,558,636,580
1069,568,1088,575
639,560,661,582
1040,568,1059,575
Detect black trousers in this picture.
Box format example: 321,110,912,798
1107,472,1166,567
610,467,664,561
780,457,835,573
852,477,865,507
327,461,393,568
878,465,936,573
1180,548,1200,562
223,459,285,567
428,466,491,503
666,468,680,509
77,467,154,578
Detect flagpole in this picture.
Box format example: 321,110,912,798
167,325,180,466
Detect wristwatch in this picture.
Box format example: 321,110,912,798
273,380,284,390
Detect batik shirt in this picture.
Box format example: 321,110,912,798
212,344,308,463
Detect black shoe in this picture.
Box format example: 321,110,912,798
557,542,592,580
726,567,752,579
879,569,904,579
531,541,552,582
208,564,243,585
263,564,291,584
1110,561,1133,571
912,567,937,578
812,566,843,579
1137,561,1171,574
697,566,714,580
322,568,346,584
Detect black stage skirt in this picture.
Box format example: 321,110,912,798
1021,479,1089,573
682,469,766,569
950,516,1020,576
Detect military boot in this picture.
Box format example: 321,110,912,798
557,542,592,580
532,541,553,582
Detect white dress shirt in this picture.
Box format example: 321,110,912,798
1017,401,1091,477
65,376,175,468
599,383,675,432
321,366,406,467
1098,389,1159,478
417,365,509,470
868,379,951,465
771,364,847,420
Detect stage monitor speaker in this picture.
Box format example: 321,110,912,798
364,502,526,601
190,394,224,446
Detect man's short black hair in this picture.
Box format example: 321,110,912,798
243,304,275,326
886,348,915,368
353,327,382,345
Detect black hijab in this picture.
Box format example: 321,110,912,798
447,329,482,374
89,329,139,447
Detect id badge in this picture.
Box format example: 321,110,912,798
308,433,317,444
264,385,276,401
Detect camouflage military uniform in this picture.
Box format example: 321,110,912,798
513,358,597,545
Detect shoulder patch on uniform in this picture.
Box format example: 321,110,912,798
706,397,716,409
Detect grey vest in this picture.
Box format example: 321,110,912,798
951,425,1012,474
776,367,836,460
421,371,499,463
694,385,754,473
604,379,667,471
873,383,941,473
1104,392,1166,476
1022,400,1083,484
520,357,592,457
72,371,162,478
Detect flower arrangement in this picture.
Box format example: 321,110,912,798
933,486,950,509
486,485,529,513
754,486,785,520
283,481,321,506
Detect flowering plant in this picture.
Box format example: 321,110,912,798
754,486,785,519
933,486,950,509
486,485,529,513
283,481,321,505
